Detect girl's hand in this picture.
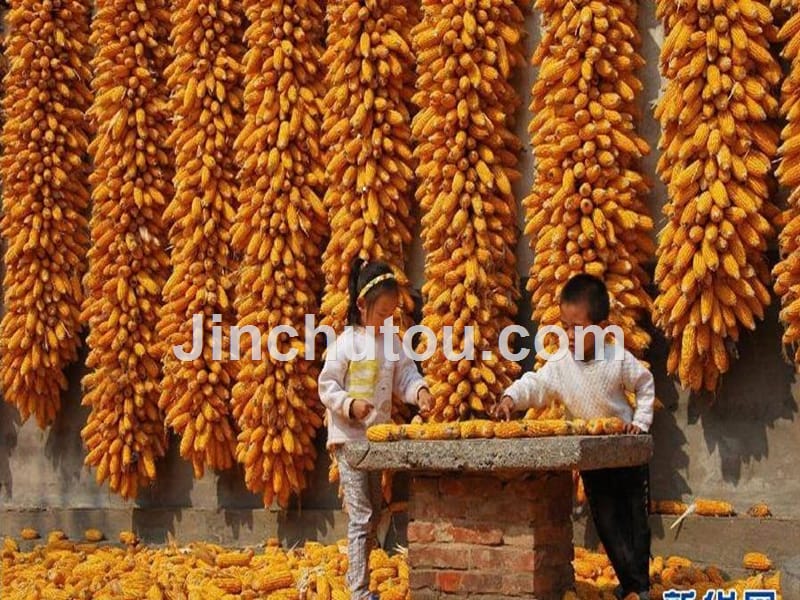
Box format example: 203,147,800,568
350,399,374,421
489,395,515,421
417,388,434,416
623,423,643,435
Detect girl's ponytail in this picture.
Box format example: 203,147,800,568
347,257,366,325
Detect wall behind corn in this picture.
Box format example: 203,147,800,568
1,0,800,564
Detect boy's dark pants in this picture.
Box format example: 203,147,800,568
580,464,651,594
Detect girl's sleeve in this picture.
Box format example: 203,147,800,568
503,360,558,411
393,335,427,406
318,334,353,419
622,351,655,432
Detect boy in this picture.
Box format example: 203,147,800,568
491,274,654,600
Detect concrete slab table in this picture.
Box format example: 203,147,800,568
344,436,653,600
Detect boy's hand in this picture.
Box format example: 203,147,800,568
417,388,434,416
490,395,515,421
350,399,374,421
624,423,643,435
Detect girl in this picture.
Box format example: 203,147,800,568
318,258,433,600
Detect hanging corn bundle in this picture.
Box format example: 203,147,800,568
157,0,246,477
774,3,800,367
526,0,654,360
318,0,418,334
412,0,526,421
0,0,92,427
80,0,172,497
653,0,778,392
230,0,327,508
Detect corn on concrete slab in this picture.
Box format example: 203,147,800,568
343,436,654,473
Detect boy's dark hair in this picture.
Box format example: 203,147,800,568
560,274,610,323
347,258,399,326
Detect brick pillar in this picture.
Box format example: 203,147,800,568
407,471,574,600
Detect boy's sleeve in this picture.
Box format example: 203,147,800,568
504,360,558,411
622,351,655,432
393,335,426,405
318,333,354,419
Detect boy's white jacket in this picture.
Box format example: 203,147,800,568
504,344,655,432
318,326,426,448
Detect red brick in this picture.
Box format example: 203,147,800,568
473,497,537,523
534,565,574,596
439,478,468,497
450,524,503,546
409,590,440,600
407,520,437,544
409,569,438,590
534,543,575,569
410,476,440,496
410,543,471,570
436,571,463,593
502,476,546,500
409,498,470,521
504,531,534,547
440,476,502,498
471,547,535,571
433,522,454,542
457,572,504,594
502,573,535,596
532,524,572,546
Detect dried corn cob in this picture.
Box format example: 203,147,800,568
650,500,689,515
157,0,246,478
747,502,772,518
83,529,103,543
231,0,327,508
743,552,773,571
653,0,778,392
80,0,172,498
526,0,654,362
774,3,800,367
694,498,736,517
412,0,526,421
0,0,92,428
319,0,418,333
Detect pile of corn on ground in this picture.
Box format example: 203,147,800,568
0,532,782,600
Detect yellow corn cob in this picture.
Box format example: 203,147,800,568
80,0,172,499
650,500,689,515
0,0,92,428
253,569,293,592
20,528,39,540
118,531,138,546
215,551,253,568
747,502,773,517
368,424,404,442
743,552,773,571
694,499,736,516
229,0,326,510
655,0,777,392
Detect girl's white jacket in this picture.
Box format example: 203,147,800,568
318,326,426,448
